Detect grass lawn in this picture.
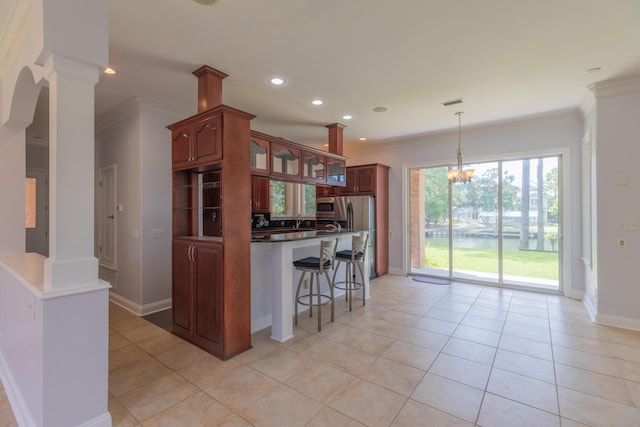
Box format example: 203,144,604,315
425,245,559,280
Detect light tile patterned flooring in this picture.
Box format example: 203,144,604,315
3,274,640,426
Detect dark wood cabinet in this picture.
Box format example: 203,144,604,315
172,240,224,355
249,137,270,175
302,152,326,183
343,165,376,195
327,158,346,186
168,104,254,360
343,164,390,276
271,143,301,179
251,177,270,213
316,185,340,197
171,115,222,170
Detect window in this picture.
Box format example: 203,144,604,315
25,177,36,228
270,181,316,218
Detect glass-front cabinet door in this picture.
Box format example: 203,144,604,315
249,137,270,175
302,152,326,183
271,143,301,179
173,169,222,238
327,158,346,186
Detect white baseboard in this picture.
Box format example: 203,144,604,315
388,267,405,275
109,292,171,316
78,412,112,427
251,314,272,334
0,350,35,427
582,293,597,322
595,312,640,332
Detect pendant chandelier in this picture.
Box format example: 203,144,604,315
447,112,474,184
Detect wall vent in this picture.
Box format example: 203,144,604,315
442,98,463,107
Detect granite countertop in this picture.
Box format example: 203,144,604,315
251,228,367,242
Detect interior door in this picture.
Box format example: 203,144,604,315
25,168,49,256
98,164,117,269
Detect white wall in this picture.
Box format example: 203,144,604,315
96,98,189,313
96,102,142,306
139,101,182,307
593,85,640,329
346,111,584,297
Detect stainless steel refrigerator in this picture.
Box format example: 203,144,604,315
334,195,376,279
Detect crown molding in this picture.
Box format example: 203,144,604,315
588,75,640,99
0,0,32,80
95,96,194,132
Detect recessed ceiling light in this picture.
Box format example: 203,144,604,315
342,115,352,120
104,67,117,75
193,0,218,5
269,77,285,85
311,99,323,106
373,106,387,112
359,137,367,141
323,143,329,147
585,67,602,74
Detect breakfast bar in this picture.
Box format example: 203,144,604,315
250,229,371,342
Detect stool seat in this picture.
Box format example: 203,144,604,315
336,250,364,260
332,233,369,312
293,238,338,332
293,257,332,269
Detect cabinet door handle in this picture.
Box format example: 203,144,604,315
180,132,189,138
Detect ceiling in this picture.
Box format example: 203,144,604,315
93,1,640,147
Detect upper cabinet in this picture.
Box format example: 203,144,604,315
342,165,375,195
172,115,222,170
302,152,326,183
327,158,346,186
271,143,301,179
249,130,347,186
249,137,270,175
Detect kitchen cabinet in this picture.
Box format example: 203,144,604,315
316,185,340,197
168,101,254,360
327,158,346,186
249,130,346,187
344,164,390,276
172,240,223,354
251,177,270,213
302,152,326,183
171,115,222,170
250,137,270,175
342,165,375,195
271,143,301,179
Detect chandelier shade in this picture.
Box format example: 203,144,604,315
447,112,474,184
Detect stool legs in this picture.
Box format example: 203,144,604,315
294,270,334,331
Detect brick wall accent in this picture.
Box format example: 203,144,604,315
409,169,426,268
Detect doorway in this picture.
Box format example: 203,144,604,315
25,168,49,256
97,164,117,270
409,155,561,292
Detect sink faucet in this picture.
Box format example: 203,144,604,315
326,223,342,232
295,215,303,229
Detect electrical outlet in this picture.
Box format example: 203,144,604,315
618,239,626,248
151,228,165,238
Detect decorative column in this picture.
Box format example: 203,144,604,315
43,54,100,290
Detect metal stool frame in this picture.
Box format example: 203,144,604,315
332,232,369,311
293,238,338,331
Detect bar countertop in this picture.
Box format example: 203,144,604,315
250,228,368,242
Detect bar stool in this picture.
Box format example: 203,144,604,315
293,238,338,331
332,232,369,311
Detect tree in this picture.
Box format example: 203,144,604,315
544,167,559,223
536,159,545,250
424,167,449,224
520,160,531,250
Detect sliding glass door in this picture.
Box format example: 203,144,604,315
409,155,561,292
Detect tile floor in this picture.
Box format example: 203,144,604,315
3,274,640,426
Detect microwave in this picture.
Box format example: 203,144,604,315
316,197,335,218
